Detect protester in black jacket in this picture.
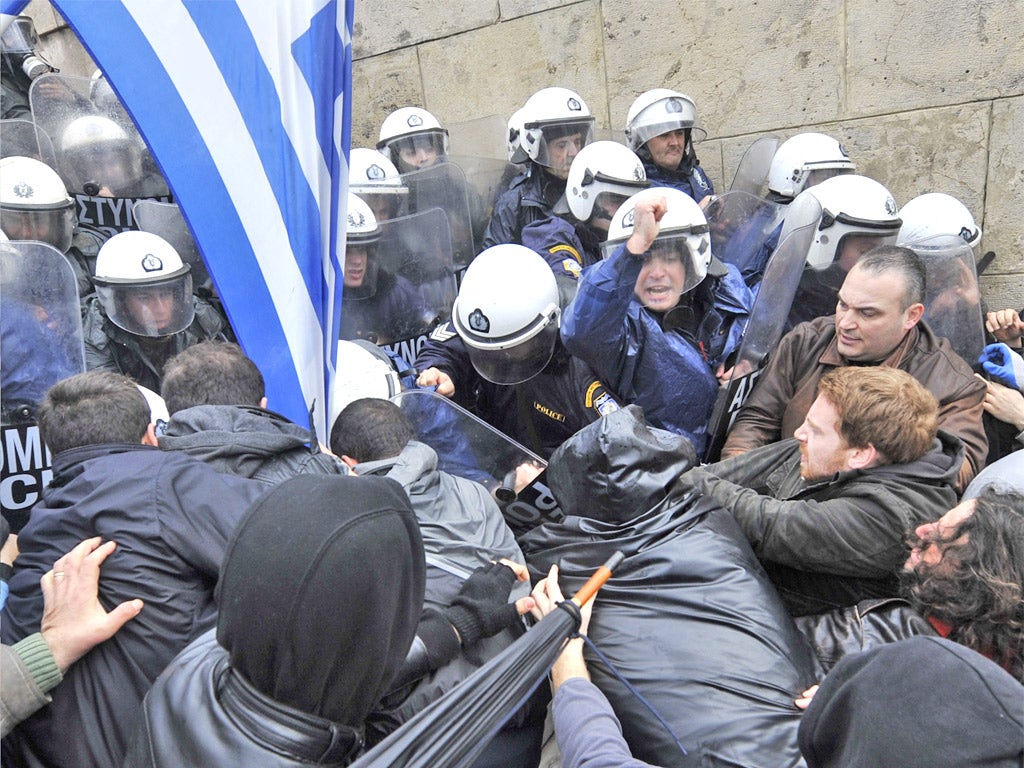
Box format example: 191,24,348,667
1,372,265,768
125,473,533,767
519,406,819,768
158,341,347,484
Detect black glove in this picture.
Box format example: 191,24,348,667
443,561,520,647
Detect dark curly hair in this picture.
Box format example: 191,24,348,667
901,487,1024,682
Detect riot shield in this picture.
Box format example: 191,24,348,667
1,240,85,530
706,190,784,283
401,162,479,269
907,234,985,365
447,154,509,241
341,207,455,355
30,73,171,239
728,134,779,197
133,199,213,294
392,388,562,542
703,195,822,462
0,117,56,165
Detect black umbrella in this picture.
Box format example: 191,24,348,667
350,551,624,768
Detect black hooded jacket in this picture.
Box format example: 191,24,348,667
519,407,820,767
159,404,347,486
125,475,425,768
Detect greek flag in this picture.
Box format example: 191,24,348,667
3,0,353,436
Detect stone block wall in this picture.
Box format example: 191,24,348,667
351,0,1024,312
22,0,1023,311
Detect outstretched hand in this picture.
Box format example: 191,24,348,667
40,537,144,672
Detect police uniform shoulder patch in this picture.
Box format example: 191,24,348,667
560,258,582,280
429,321,457,342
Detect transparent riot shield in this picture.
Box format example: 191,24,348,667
0,117,56,165
447,154,509,244
1,241,85,529
341,207,455,355
706,190,784,284
907,234,985,366
703,195,822,462
728,134,780,197
30,73,171,240
392,388,562,542
133,200,213,294
401,162,479,269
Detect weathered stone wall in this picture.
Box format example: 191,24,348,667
23,0,1023,310
350,0,1024,312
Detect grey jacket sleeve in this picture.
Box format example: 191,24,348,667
1,634,62,737
553,677,657,768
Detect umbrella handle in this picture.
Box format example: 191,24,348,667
570,550,624,607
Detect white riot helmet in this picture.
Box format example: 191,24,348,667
802,174,901,271
93,231,195,337
624,89,706,152
604,187,712,296
348,148,408,223
519,87,596,176
452,244,561,385
343,193,382,298
897,192,981,249
565,141,649,224
89,69,120,113
376,107,449,172
768,132,856,200
61,114,142,194
0,155,75,252
506,106,529,164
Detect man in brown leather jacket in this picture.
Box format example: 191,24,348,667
722,245,986,492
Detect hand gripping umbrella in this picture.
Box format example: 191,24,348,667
350,551,624,768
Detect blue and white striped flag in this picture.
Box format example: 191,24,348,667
3,0,353,436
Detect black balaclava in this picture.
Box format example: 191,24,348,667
799,636,1024,768
216,474,425,727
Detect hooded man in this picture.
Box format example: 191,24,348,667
519,406,819,767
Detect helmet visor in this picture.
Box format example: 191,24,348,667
527,119,595,173
466,321,559,385
387,131,448,171
1,18,38,53
0,203,75,253
342,243,380,298
97,273,195,337
630,99,706,149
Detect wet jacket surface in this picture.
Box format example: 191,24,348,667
721,316,987,491
159,404,347,486
561,242,752,454
520,409,819,767
415,327,620,459
82,295,232,392
482,166,564,248
1,444,264,768
677,435,962,615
